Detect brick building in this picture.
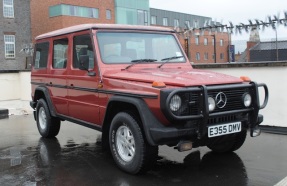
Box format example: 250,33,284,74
30,0,115,42
150,8,231,63
0,0,31,70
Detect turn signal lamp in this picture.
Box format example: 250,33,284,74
240,76,251,82
152,81,166,88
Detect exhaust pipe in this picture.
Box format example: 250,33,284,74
176,141,193,152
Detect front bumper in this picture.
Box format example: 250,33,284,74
149,114,264,145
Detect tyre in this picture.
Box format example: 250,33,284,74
207,130,247,153
36,99,61,138
109,112,158,174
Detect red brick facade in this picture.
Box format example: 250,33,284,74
30,0,115,41
177,30,230,63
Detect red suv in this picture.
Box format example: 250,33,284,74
30,24,268,174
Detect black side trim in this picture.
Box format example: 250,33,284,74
31,82,157,99
57,114,102,131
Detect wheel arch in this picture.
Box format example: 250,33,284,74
32,86,57,117
102,96,159,146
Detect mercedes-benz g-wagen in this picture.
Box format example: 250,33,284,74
30,24,268,174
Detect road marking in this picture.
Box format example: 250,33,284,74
275,176,287,186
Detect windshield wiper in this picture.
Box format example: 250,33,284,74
125,59,157,70
157,56,184,68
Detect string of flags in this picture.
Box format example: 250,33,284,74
180,11,287,35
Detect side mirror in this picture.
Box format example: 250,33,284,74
79,55,89,71
79,55,96,76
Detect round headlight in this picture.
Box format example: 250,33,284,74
208,97,216,112
243,93,252,107
170,95,182,112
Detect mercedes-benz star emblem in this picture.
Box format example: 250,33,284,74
215,92,227,108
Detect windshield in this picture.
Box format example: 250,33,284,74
97,32,185,64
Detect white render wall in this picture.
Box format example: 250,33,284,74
205,66,287,127
0,67,286,127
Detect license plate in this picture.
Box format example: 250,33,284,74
208,122,241,138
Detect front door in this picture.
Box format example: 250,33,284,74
67,33,100,124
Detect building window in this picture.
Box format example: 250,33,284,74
3,0,14,18
49,4,99,19
204,38,208,45
34,42,49,69
4,35,15,58
106,9,111,20
212,38,215,46
185,20,190,28
144,10,148,25
163,17,168,26
196,52,200,60
174,19,179,27
194,20,199,28
220,53,224,60
151,16,157,25
220,39,224,46
204,52,208,60
195,37,199,45
212,53,215,60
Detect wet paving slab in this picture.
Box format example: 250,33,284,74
0,115,287,186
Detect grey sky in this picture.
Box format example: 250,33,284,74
150,0,287,42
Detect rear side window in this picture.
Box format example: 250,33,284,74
34,42,49,69
53,38,68,69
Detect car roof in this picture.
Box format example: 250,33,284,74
36,24,175,40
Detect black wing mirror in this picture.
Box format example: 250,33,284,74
79,55,96,76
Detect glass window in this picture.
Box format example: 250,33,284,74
204,38,208,45
49,4,98,18
174,19,179,27
151,16,156,25
106,9,111,19
53,38,68,69
220,53,224,60
144,10,148,25
3,0,14,18
73,35,94,69
163,17,168,26
195,37,199,46
212,38,215,46
137,10,145,25
34,42,49,69
4,35,15,58
196,53,200,61
185,20,190,28
220,39,224,46
97,32,185,64
194,20,199,28
204,52,208,60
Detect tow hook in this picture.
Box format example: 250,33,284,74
175,141,193,152
251,126,261,137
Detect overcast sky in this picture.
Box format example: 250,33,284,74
150,0,287,42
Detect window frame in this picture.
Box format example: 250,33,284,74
4,34,15,59
174,19,179,27
204,38,208,46
3,0,14,18
33,41,50,69
220,39,224,46
106,9,111,20
151,15,157,25
163,17,168,26
195,37,199,46
196,52,200,61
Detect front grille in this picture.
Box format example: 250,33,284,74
207,115,237,124
208,88,250,113
172,92,201,116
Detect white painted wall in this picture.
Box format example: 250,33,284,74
206,66,287,127
0,67,286,127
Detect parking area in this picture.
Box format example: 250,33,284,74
0,115,286,186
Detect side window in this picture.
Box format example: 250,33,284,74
73,35,94,69
34,42,49,69
53,38,68,69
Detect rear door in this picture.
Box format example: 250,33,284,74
48,37,69,116
67,32,100,124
